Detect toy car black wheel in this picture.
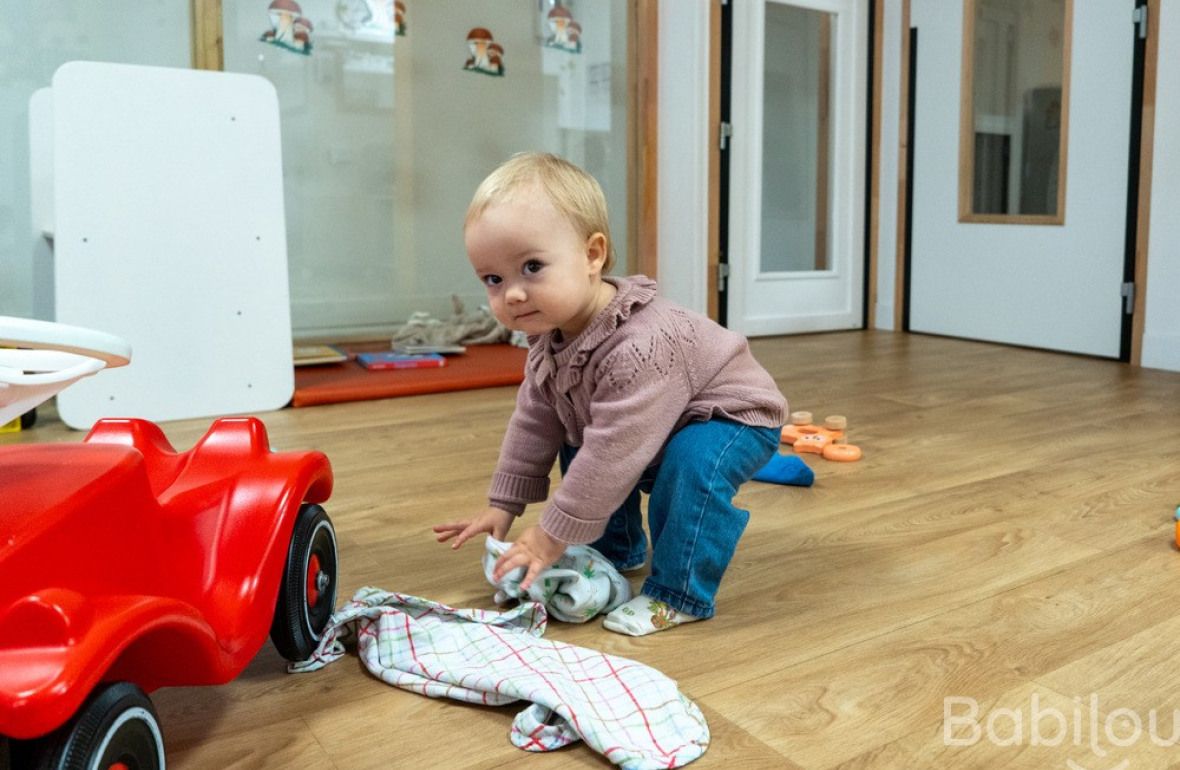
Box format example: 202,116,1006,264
270,503,338,661
20,681,164,770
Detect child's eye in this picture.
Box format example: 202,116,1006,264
523,260,544,275
482,275,502,287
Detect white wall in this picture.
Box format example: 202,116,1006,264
1142,0,1180,371
656,0,710,314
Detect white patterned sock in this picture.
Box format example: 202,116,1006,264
602,594,701,636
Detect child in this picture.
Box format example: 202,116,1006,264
433,152,786,636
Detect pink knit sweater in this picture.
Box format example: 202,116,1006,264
488,275,787,545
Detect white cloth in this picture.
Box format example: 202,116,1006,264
482,536,632,622
290,587,710,769
390,296,510,346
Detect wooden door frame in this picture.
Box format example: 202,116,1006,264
191,0,223,71
1129,0,1159,366
708,0,723,322
632,1,660,279
892,0,1155,364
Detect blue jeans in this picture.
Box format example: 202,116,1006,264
559,418,780,618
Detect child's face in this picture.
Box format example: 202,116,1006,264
466,183,609,339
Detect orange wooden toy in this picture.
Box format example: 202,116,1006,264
781,411,863,462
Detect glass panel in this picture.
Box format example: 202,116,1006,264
968,0,1067,217
0,3,191,319
761,3,834,274
224,0,633,338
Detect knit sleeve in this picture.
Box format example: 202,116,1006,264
538,332,691,544
487,375,565,515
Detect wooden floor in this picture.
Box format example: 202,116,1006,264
9,331,1180,769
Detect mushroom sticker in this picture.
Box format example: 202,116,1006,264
261,0,314,55
395,1,406,36
544,5,582,54
463,28,504,77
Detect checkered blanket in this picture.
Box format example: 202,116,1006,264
290,587,709,769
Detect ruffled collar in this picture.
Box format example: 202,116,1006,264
531,275,658,389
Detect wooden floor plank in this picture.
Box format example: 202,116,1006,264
707,540,1180,767
1037,612,1180,720
831,681,1178,769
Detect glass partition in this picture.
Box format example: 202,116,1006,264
961,0,1070,223
223,0,634,338
0,3,192,319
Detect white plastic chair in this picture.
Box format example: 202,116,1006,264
0,317,131,426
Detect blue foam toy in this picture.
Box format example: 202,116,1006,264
753,452,814,487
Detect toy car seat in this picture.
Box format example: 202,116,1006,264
0,316,131,425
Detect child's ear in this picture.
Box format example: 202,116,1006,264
586,232,608,275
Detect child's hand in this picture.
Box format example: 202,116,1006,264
492,525,566,591
433,506,515,550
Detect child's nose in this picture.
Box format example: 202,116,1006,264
505,284,527,303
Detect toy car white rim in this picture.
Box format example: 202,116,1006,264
88,706,165,770
303,519,338,642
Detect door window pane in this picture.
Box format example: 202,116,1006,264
964,0,1069,220
761,2,834,273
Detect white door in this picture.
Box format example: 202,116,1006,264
908,0,1134,357
728,0,867,335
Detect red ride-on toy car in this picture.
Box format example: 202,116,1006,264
0,318,337,769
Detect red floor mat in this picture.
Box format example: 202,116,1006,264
292,343,526,407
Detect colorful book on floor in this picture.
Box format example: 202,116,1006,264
357,352,447,370
293,344,349,367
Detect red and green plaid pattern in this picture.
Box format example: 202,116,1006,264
291,587,709,769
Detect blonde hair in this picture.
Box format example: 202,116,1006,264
465,152,616,273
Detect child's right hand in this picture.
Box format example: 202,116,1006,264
433,506,515,550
